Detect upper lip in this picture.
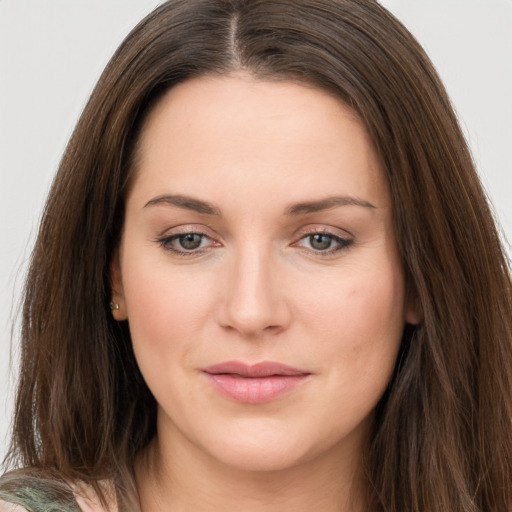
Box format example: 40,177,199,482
202,360,310,378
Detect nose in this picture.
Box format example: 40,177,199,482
217,245,291,338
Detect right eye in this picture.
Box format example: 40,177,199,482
158,232,214,255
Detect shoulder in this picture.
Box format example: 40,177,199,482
0,469,77,511
0,471,116,512
72,481,116,512
0,501,28,512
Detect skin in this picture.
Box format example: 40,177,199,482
111,74,417,511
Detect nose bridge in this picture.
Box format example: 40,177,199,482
221,239,288,336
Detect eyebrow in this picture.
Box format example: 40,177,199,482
144,194,222,215
284,196,376,215
143,193,376,216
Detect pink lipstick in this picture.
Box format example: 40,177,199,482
201,361,311,404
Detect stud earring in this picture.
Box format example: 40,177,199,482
110,301,120,311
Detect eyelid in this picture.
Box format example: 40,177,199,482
293,224,353,241
156,223,217,238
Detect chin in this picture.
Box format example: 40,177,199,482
209,441,310,473
195,420,332,473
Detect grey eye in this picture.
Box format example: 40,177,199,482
178,233,204,250
308,234,334,251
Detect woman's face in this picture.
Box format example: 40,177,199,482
113,74,416,473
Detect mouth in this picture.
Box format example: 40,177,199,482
201,360,312,404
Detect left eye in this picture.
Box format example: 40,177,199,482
298,233,351,252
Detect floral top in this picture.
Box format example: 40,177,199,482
0,474,113,512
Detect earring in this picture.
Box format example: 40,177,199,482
110,301,120,311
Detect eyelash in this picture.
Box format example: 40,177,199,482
156,229,353,257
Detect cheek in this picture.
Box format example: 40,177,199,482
291,261,405,440
297,257,405,389
300,262,405,338
119,249,218,371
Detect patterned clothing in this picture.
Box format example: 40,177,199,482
0,473,112,512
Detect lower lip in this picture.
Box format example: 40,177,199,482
203,373,310,404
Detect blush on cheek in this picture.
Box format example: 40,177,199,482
123,264,217,359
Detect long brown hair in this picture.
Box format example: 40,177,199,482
3,0,512,510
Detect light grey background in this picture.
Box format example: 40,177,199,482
1,0,511,461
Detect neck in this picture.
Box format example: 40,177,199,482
135,415,368,512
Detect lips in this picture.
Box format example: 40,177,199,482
201,360,311,404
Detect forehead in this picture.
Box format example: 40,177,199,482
130,73,390,210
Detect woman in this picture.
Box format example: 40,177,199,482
1,0,511,510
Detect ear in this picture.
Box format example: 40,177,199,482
110,248,128,321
